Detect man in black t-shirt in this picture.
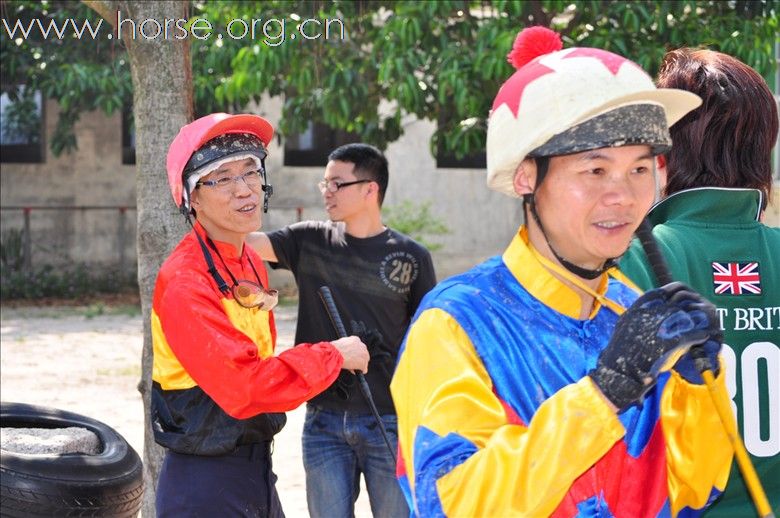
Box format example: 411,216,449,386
248,143,436,518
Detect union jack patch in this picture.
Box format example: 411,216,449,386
712,262,761,295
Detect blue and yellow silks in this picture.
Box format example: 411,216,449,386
391,226,732,517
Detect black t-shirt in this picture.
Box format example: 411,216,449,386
267,220,436,414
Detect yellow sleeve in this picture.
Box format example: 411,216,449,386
391,308,626,517
661,364,734,515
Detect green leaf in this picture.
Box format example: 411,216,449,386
3,0,777,158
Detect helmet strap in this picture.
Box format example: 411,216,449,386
525,156,615,281
534,155,550,187
179,174,194,218
185,218,230,294
260,158,273,213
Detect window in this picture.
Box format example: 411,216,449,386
0,87,44,163
121,105,135,165
284,121,360,167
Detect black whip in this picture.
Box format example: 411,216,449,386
317,286,397,464
635,219,673,286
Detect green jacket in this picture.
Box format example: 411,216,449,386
620,187,779,517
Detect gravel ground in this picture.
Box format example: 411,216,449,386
0,302,372,517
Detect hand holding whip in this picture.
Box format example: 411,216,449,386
318,286,398,464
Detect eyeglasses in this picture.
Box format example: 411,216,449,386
318,179,371,193
196,170,264,191
232,280,279,310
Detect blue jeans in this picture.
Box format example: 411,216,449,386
302,406,408,518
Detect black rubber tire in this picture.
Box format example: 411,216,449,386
0,402,143,517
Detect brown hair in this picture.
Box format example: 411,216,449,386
657,48,777,207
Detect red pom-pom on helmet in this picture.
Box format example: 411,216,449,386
507,26,563,69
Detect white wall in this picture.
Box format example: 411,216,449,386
0,101,136,272
4,98,774,290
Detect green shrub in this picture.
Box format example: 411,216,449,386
0,264,137,301
0,229,25,272
382,200,449,252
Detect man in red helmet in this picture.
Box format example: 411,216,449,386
391,27,733,516
152,113,369,517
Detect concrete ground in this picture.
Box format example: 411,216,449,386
0,302,373,517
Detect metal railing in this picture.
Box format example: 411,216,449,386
1,205,135,272
0,204,306,272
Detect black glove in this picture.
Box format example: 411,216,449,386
350,320,393,382
332,371,355,400
589,282,721,411
350,320,389,362
329,321,388,401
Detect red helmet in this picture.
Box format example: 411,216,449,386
166,113,274,208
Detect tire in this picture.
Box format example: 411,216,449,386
0,402,143,517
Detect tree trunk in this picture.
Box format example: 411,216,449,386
84,2,192,515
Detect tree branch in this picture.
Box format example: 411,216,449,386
83,0,119,27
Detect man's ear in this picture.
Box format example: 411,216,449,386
512,159,537,197
189,190,201,211
655,155,668,192
365,181,379,202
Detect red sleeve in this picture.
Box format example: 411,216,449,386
157,274,343,418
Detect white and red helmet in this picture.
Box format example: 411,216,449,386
166,113,274,209
486,27,702,197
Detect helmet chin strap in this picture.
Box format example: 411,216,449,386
180,211,231,294
260,158,273,213
527,197,616,280
525,156,616,281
